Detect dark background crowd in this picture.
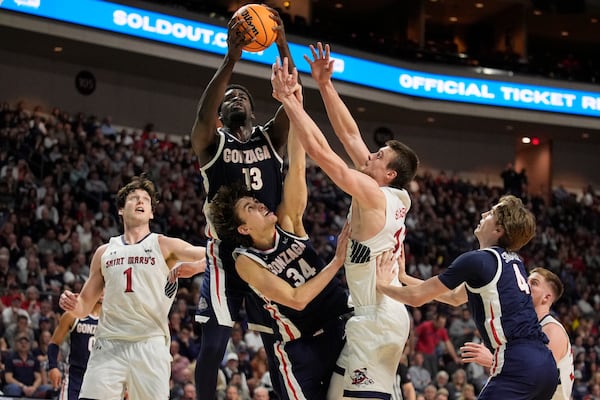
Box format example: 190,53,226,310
0,97,599,399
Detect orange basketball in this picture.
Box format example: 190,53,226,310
234,4,278,52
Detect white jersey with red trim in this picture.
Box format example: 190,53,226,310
541,314,574,400
97,233,175,341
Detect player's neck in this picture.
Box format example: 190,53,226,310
535,305,551,321
252,228,276,251
122,225,151,244
225,123,253,141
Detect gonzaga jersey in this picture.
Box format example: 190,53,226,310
198,126,284,327
234,226,350,341
541,314,574,400
201,126,284,238
439,247,546,352
345,186,410,308
98,233,174,340
68,315,98,369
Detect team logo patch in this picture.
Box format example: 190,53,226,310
350,368,374,386
349,240,370,264
164,280,178,298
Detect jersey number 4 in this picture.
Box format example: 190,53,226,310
513,264,530,294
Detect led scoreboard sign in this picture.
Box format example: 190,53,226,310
2,0,599,118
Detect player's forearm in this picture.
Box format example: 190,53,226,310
317,81,360,142
290,260,342,310
377,283,426,307
280,96,333,164
191,58,236,148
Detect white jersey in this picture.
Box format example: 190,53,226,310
541,314,574,400
345,186,410,308
334,186,411,398
97,233,175,341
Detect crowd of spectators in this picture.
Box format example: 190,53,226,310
0,100,599,399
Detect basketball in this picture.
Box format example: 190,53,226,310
233,4,278,52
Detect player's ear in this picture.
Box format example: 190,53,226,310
237,224,250,236
386,169,397,182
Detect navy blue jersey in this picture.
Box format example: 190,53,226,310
235,226,351,341
438,247,546,350
68,315,98,370
201,126,284,223
197,125,285,330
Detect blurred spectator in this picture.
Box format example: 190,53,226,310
2,333,53,397
408,352,432,393
2,294,31,331
415,314,461,377
458,383,476,400
244,329,263,356
448,307,477,353
4,314,34,349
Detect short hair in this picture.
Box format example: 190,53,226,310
385,140,419,189
530,267,564,301
218,84,255,114
209,181,254,248
116,174,159,212
493,195,536,252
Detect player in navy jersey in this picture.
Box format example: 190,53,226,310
209,120,354,399
190,7,297,400
48,297,101,400
376,195,559,400
460,267,574,400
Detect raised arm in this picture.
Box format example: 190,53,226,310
276,125,307,236
304,42,370,168
159,236,206,268
264,7,297,155
271,58,383,210
393,247,468,306
190,17,249,165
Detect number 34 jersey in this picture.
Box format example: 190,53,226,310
234,226,351,342
98,233,174,341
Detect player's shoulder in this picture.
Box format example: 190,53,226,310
93,243,110,257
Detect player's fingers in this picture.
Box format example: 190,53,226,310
317,41,324,58
309,44,317,60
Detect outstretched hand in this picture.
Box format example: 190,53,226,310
226,16,254,61
304,42,335,85
264,6,286,46
460,342,493,368
59,290,79,311
271,57,302,103
333,222,352,264
376,249,398,288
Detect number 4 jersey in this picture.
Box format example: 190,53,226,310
438,246,547,351
98,233,174,341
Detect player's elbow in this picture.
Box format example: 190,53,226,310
287,297,309,311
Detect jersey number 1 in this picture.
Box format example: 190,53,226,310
124,267,134,292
